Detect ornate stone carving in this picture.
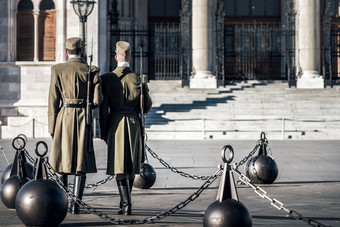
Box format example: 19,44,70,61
215,0,224,84
180,0,191,83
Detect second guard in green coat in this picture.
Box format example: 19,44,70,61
99,41,152,215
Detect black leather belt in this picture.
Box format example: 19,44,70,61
113,106,136,113
63,103,86,108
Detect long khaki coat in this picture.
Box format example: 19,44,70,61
48,58,103,174
99,67,152,175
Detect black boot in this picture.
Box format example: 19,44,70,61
129,175,135,192
117,178,131,215
59,174,68,188
70,175,86,214
117,175,134,213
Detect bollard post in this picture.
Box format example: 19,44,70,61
245,132,278,184
203,145,252,227
15,141,68,226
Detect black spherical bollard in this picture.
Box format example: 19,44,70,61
1,163,34,184
1,135,32,209
1,176,29,209
203,199,252,227
245,132,278,184
204,145,252,227
15,141,68,227
134,163,156,189
15,179,68,226
245,155,278,184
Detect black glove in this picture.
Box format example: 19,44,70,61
50,133,54,139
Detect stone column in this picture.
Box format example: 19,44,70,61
296,0,324,88
56,0,67,62
190,0,217,88
33,9,39,62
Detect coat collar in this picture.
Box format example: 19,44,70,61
67,58,85,63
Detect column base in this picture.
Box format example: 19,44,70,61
297,71,324,88
297,77,324,89
190,71,217,88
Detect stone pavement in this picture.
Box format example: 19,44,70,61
0,138,339,227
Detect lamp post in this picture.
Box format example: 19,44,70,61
70,0,96,61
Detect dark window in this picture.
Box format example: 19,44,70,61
17,0,34,61
39,0,55,10
17,0,34,11
39,0,56,61
237,0,250,16
225,0,280,17
330,0,336,16
225,0,235,16
149,0,165,16
266,0,280,16
149,0,180,17
252,0,265,16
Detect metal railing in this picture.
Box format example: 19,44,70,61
146,117,340,140
1,117,340,139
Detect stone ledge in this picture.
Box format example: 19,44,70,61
297,77,324,89
189,77,217,88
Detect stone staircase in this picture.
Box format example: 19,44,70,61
1,80,340,140
145,80,340,140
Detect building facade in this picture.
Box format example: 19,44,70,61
0,0,339,138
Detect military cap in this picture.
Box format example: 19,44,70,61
116,41,131,57
66,37,82,50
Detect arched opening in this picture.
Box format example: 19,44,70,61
39,0,56,61
17,0,34,61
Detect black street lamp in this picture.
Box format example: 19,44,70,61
70,0,96,61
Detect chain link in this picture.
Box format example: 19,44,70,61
145,145,211,180
23,150,114,189
143,168,222,223
44,160,222,225
24,149,35,164
68,175,116,189
235,136,275,170
23,142,329,226
235,142,260,169
0,145,10,165
232,168,331,227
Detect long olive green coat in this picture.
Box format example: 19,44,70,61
99,67,152,175
48,58,103,174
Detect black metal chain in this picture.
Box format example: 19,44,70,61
23,149,115,189
232,166,331,227
235,142,260,170
145,144,211,180
45,160,222,225
0,145,10,165
24,149,35,164
23,141,328,226
68,175,116,189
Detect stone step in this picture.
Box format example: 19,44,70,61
2,80,340,140
145,80,340,139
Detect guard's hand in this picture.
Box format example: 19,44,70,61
50,133,54,139
141,74,148,84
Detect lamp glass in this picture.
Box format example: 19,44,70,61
71,0,95,18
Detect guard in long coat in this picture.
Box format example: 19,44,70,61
48,37,103,214
99,41,152,215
